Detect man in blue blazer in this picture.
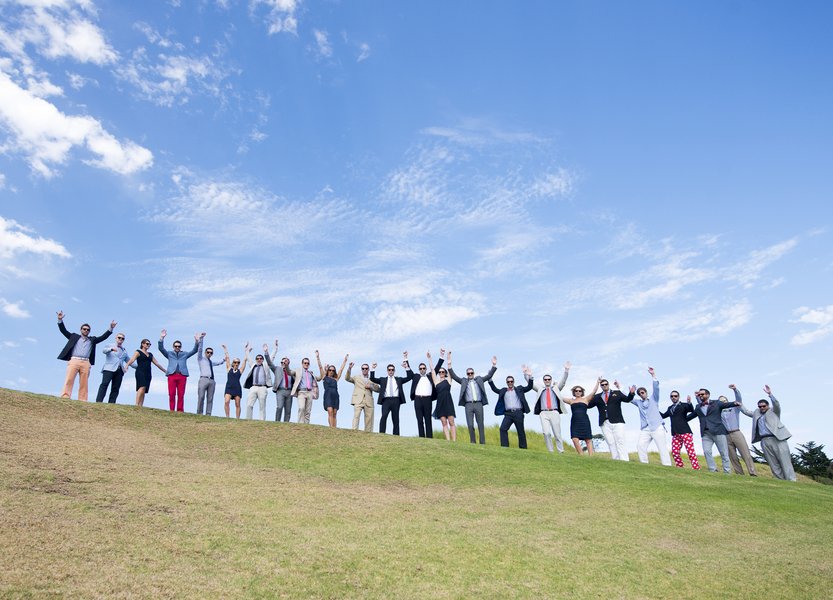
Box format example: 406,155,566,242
490,366,534,449
691,389,738,473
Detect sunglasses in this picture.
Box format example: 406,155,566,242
438,370,447,375
116,336,125,340
670,394,679,398
466,372,474,376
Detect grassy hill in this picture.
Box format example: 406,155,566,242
2,389,831,599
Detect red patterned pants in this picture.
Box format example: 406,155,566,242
671,433,700,469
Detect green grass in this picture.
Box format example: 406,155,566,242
1,388,831,599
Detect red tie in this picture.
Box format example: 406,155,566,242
546,388,552,410
284,372,289,388
604,391,609,404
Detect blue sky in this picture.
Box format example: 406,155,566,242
2,0,832,452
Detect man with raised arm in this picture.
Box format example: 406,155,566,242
629,367,672,466
244,348,273,420
722,384,758,476
660,391,700,469
345,361,381,432
408,348,445,438
526,362,570,453
196,333,225,416
263,340,295,422
94,331,130,404
739,385,795,481
691,388,737,473
490,366,535,449
590,378,633,461
56,310,115,402
158,330,200,412
369,352,413,436
448,352,497,445
290,356,318,424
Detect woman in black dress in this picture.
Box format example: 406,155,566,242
124,338,166,407
315,350,349,428
427,350,456,441
222,343,250,419
561,377,601,455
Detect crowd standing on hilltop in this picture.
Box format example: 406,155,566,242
55,313,796,481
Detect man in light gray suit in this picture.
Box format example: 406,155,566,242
739,384,796,481
525,362,570,453
448,351,497,444
263,340,295,422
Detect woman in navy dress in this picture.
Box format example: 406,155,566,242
561,377,601,455
315,350,349,428
222,343,250,419
427,350,456,441
124,338,165,407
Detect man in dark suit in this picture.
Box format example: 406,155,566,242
691,389,738,473
448,352,497,444
660,391,701,469
589,378,634,461
490,366,534,449
56,310,116,401
370,352,414,435
408,348,445,438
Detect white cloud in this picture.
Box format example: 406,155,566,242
0,1,117,67
728,239,798,289
598,300,753,356
149,173,353,252
0,70,153,177
251,0,299,35
115,47,231,107
0,298,30,319
313,29,332,58
790,305,833,345
530,168,574,198
357,42,370,62
0,215,71,259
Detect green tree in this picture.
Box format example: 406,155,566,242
791,442,831,480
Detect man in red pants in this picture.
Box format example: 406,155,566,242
158,329,199,412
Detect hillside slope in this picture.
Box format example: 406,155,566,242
1,389,831,599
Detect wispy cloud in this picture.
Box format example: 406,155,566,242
357,42,370,62
790,305,833,345
0,215,71,260
0,298,30,319
312,29,332,58
251,0,299,35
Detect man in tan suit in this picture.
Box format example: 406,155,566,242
290,356,318,423
345,361,380,432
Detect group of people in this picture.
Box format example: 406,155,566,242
55,314,796,481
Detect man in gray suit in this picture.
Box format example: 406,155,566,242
448,351,497,444
691,389,738,473
263,340,295,422
739,385,796,481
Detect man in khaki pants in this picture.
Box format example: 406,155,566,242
345,361,380,432
290,357,318,423
723,385,758,476
56,310,116,401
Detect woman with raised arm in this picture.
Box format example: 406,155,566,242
125,338,166,407
222,343,250,419
316,349,349,428
428,350,456,441
561,377,602,455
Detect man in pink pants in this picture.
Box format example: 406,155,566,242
158,330,199,412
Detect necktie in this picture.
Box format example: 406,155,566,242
546,388,552,410
304,370,311,389
284,371,289,388
388,377,395,397
604,391,609,404
471,381,478,402
209,359,214,380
